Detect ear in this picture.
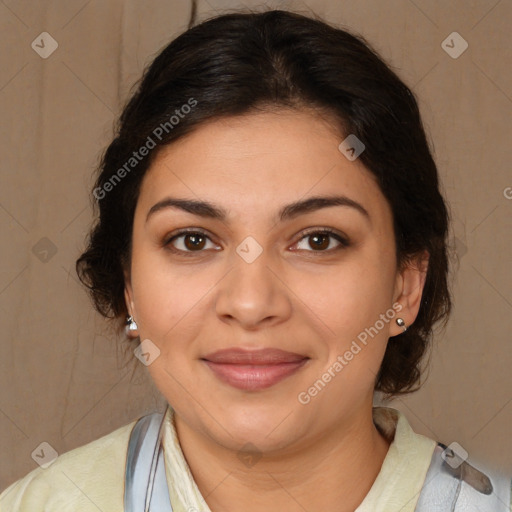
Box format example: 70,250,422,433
390,251,429,336
123,267,139,338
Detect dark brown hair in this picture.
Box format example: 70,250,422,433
76,8,451,399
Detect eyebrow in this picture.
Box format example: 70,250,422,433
145,195,370,224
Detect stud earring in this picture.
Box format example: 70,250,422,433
126,315,138,332
396,318,407,332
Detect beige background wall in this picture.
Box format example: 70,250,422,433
1,0,511,491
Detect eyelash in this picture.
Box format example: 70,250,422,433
163,227,350,257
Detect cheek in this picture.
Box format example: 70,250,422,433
130,248,190,338
293,249,397,346
303,258,395,399
130,247,222,357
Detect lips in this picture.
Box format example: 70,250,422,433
201,348,309,391
203,348,307,364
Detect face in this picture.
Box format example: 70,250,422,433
124,109,425,454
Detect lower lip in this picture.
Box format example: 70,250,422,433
202,359,309,391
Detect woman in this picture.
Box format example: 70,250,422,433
1,7,510,512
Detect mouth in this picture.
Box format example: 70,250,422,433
201,348,310,391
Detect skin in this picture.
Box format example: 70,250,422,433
124,108,428,512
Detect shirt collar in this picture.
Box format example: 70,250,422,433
161,405,436,512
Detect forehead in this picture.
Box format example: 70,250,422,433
135,109,392,225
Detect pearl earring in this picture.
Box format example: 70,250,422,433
126,315,138,331
396,318,407,332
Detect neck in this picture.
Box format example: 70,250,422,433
174,406,392,512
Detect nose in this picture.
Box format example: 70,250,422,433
214,247,292,330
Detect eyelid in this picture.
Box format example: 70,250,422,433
295,227,349,244
164,227,212,242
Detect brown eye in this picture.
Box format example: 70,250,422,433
183,233,207,251
165,230,218,254
308,233,330,250
295,229,349,252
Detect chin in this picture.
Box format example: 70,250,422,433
215,402,303,446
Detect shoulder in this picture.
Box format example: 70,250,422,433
0,417,139,512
